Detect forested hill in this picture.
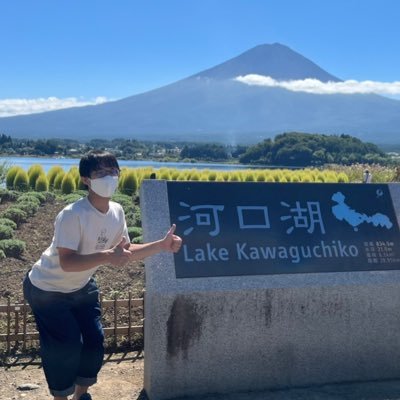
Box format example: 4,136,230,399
239,132,389,166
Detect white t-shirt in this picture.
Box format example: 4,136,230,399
29,197,129,293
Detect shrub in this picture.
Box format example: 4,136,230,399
14,201,39,217
0,218,17,230
35,174,50,192
1,207,28,226
125,206,141,227
243,173,255,182
229,173,240,182
139,168,155,182
170,170,180,180
17,194,41,206
120,170,138,196
132,236,143,244
324,171,339,183
221,172,230,182
0,249,5,260
68,166,80,178
53,171,65,190
13,169,30,191
315,173,326,183
256,172,266,182
337,172,350,183
27,191,47,203
67,167,83,189
128,226,142,241
74,190,87,197
76,179,87,190
28,164,45,189
118,169,128,191
47,166,64,188
272,171,282,182
159,170,170,180
0,239,26,258
175,171,186,181
6,166,22,189
42,191,57,202
208,171,217,181
61,173,76,194
290,174,301,183
0,188,19,203
62,193,83,204
112,193,133,211
188,172,200,181
0,225,14,240
301,173,313,183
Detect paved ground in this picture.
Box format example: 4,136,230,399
177,380,400,400
3,353,400,400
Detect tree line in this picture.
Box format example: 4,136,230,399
0,132,393,166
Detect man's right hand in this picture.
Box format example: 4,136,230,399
108,237,132,266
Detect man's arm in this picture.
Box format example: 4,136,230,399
59,225,182,272
59,237,132,272
128,224,182,259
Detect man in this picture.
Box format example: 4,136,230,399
23,150,182,400
363,169,372,183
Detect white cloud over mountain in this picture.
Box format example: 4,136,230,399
0,96,109,117
235,74,400,96
2,75,400,119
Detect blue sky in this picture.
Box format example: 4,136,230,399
1,0,400,116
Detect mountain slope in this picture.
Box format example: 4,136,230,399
191,43,340,82
0,43,399,144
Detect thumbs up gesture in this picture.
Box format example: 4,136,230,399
161,224,182,253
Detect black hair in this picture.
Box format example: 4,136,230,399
79,150,120,178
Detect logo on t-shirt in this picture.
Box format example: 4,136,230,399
96,229,109,250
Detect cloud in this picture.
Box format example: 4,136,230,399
235,74,400,96
0,96,110,117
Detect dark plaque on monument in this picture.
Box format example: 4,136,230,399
167,181,400,278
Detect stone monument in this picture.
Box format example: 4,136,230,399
141,180,400,400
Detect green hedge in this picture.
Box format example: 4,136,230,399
28,164,45,189
6,166,22,189
0,189,19,203
35,174,50,192
128,227,142,241
47,166,64,188
112,193,134,211
0,239,26,258
27,191,47,204
0,218,17,230
132,236,143,244
17,194,41,206
62,193,83,204
125,206,141,227
120,171,138,196
61,173,76,194
14,201,39,217
0,207,28,226
0,225,14,240
13,169,29,191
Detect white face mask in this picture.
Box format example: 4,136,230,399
89,175,119,198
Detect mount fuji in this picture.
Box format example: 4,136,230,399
0,43,399,144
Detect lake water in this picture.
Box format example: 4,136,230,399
0,156,257,173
